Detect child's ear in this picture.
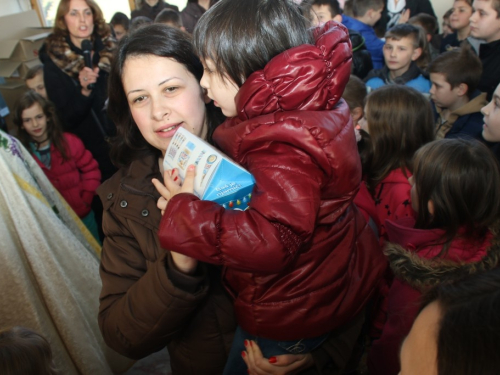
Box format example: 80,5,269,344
411,47,423,61
427,200,435,216
457,83,468,97
333,14,342,23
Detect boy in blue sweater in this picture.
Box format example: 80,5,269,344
342,0,385,69
365,23,431,94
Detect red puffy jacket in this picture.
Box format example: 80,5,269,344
159,21,386,340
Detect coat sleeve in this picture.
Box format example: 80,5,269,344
158,142,326,274
43,60,103,131
98,210,210,359
66,134,101,205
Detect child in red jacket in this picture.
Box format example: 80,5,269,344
14,91,101,242
368,138,500,375
358,85,435,241
153,0,386,373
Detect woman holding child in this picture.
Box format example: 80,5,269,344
98,24,370,375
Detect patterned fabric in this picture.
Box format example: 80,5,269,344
0,131,132,374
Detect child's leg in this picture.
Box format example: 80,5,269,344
223,326,329,375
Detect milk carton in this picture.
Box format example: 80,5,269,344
163,127,255,210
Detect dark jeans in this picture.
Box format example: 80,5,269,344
223,326,328,375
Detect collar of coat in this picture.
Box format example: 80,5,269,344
44,30,116,80
384,221,500,291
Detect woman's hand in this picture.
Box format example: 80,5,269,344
79,66,100,95
398,8,411,24
152,165,196,214
243,340,315,375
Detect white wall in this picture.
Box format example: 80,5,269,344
433,0,454,32
0,0,30,17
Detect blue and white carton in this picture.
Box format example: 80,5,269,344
163,127,255,210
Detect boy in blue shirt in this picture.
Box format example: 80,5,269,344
365,23,431,94
342,0,385,68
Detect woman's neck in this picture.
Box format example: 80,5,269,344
145,0,159,7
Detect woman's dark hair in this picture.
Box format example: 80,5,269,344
420,268,500,375
193,0,313,87
412,138,500,253
107,24,224,167
0,326,60,375
13,91,69,160
365,85,434,192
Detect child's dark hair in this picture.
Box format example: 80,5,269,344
107,24,224,167
129,16,153,33
311,0,342,17
412,138,500,252
365,85,434,191
0,326,59,375
193,0,313,87
25,64,44,81
110,11,130,31
408,13,438,35
155,8,183,27
13,91,69,160
427,45,482,99
420,268,500,375
343,74,367,111
346,0,384,18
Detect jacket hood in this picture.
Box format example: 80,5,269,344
384,220,500,291
235,21,352,121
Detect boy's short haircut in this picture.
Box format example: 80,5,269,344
408,13,438,35
385,23,425,49
110,12,130,30
349,0,384,18
25,64,43,81
311,0,342,17
443,8,453,19
343,74,367,109
427,46,483,98
155,9,184,27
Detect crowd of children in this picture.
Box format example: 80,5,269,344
2,0,500,374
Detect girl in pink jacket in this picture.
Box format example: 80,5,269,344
14,91,101,242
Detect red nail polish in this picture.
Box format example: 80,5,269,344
269,356,277,364
244,339,249,347
173,176,178,182
241,351,246,358
249,340,253,347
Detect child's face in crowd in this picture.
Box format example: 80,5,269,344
64,0,94,47
470,0,500,43
200,59,239,118
450,0,473,31
383,37,421,78
357,104,369,133
408,175,419,212
429,73,463,110
310,5,341,26
481,84,500,142
26,73,47,100
113,24,127,41
22,103,48,144
399,301,440,375
122,54,208,155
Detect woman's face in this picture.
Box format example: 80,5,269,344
64,0,94,48
122,54,208,155
21,103,49,144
